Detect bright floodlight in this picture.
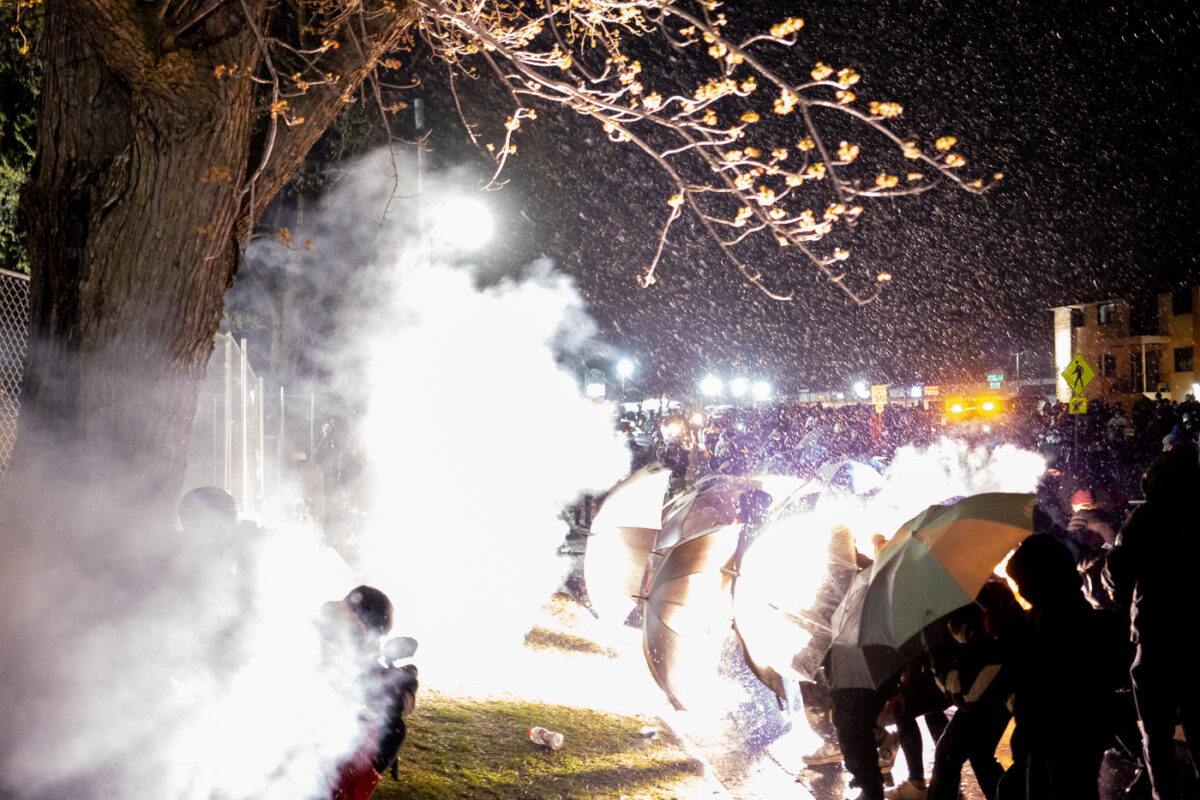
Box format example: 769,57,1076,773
701,375,724,397
617,359,634,379
730,377,750,398
853,380,869,399
909,385,923,399
430,195,493,251
752,380,772,401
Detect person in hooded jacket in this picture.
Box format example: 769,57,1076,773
1104,446,1200,800
1005,534,1122,800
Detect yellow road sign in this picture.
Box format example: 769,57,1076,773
1062,354,1095,396
1069,397,1088,415
871,384,888,414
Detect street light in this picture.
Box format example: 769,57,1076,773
700,375,724,397
1012,348,1036,384
616,359,634,402
429,194,493,252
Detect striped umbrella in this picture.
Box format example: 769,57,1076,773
828,492,1035,689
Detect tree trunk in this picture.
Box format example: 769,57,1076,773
7,3,259,533
2,0,412,538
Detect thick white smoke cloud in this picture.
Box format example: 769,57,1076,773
0,509,367,799
0,150,629,798
354,260,629,655
286,150,631,680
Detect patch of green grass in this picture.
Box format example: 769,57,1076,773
374,691,706,800
522,626,621,659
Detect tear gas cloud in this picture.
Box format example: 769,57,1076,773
0,150,629,798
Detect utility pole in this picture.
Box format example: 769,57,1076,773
414,97,430,269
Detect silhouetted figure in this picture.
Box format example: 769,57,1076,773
1104,447,1200,800
1006,534,1119,800
926,599,1012,800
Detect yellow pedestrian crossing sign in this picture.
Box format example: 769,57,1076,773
1069,397,1088,415
1062,355,1094,396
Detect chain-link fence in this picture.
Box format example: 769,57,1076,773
183,334,266,517
0,268,29,475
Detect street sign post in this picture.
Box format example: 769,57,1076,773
870,384,888,414
1061,355,1094,466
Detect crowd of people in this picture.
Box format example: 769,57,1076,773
633,392,1200,800
265,390,1200,800
618,392,1200,517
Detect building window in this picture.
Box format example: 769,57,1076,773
1130,295,1161,335
1070,308,1084,328
1098,302,1116,325
1173,289,1193,315
1176,346,1194,373
1102,354,1117,376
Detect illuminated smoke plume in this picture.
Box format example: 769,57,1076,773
0,150,629,798
350,242,631,683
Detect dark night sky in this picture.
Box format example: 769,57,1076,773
414,0,1200,396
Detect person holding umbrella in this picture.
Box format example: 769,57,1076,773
826,493,1039,800
924,588,1015,800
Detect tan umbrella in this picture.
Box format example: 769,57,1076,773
582,462,672,622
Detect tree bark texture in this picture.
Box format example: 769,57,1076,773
5,0,412,533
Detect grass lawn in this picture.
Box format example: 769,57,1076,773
371,594,717,799
375,690,708,800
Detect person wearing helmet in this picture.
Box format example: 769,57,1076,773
324,585,418,800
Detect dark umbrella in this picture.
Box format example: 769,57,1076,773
656,474,761,554
642,522,741,710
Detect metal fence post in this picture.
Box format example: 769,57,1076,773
258,375,266,508
240,337,249,514
223,335,233,494
279,384,286,513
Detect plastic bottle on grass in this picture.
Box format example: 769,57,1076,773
528,726,564,750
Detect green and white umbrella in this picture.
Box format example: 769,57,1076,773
828,492,1035,689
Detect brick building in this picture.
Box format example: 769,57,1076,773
1052,286,1200,403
